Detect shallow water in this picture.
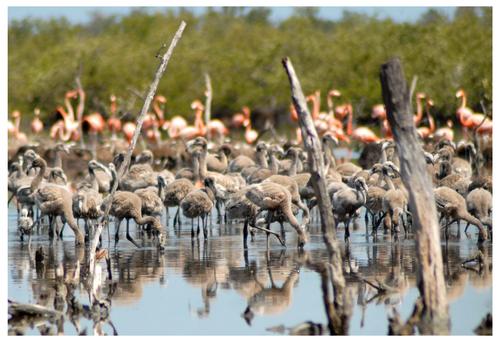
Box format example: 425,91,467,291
8,204,491,335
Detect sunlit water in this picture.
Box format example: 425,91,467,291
8,204,491,335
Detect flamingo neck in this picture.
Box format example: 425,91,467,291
256,150,268,169
64,97,76,122
345,107,353,136
414,97,423,124
288,153,298,176
153,100,164,123
198,148,208,180
31,159,47,191
383,173,396,191
14,116,21,135
76,90,85,123
194,109,205,133
460,94,467,109
426,104,435,133
269,153,279,174
327,94,334,116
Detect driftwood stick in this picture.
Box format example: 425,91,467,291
204,73,212,141
8,300,63,318
380,57,449,334
100,21,186,224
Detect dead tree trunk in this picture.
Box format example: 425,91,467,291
204,73,212,141
380,57,449,334
282,57,349,335
100,21,186,222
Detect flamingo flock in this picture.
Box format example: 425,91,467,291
9,84,490,153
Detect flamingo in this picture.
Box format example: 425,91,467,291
371,104,392,138
154,96,188,139
49,90,80,142
8,110,28,142
77,88,106,134
177,100,206,140
416,98,436,139
107,95,122,139
456,89,492,135
344,106,380,144
122,122,136,143
31,108,44,134
243,106,258,144
434,120,455,142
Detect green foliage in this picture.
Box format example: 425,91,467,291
8,7,492,128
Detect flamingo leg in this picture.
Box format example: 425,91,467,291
126,219,141,248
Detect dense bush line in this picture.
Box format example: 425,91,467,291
8,7,491,128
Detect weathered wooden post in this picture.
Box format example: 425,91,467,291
380,58,449,334
282,57,349,334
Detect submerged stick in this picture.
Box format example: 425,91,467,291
100,21,186,225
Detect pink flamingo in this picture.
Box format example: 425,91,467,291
242,106,258,144
8,110,28,142
107,95,122,139
177,100,206,140
122,122,136,143
456,89,492,135
416,98,436,139
49,90,80,141
31,108,44,134
344,106,380,144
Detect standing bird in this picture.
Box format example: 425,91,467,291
181,177,217,239
29,157,85,245
102,163,163,248
455,89,492,135
245,181,308,248
159,175,195,229
31,108,44,134
466,188,492,232
434,186,488,242
332,177,369,243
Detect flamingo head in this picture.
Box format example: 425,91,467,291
231,113,245,128
416,92,426,100
322,133,339,146
110,94,117,102
371,104,386,119
328,89,341,97
155,95,167,104
11,110,21,118
427,99,434,107
65,90,78,99
191,100,205,111
455,89,465,98
242,106,251,117
446,119,453,128
34,108,40,116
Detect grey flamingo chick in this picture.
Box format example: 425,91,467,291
466,188,492,232
434,186,488,242
245,182,308,248
29,157,85,245
72,160,108,240
160,175,195,229
103,163,164,248
332,177,368,243
180,177,217,239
